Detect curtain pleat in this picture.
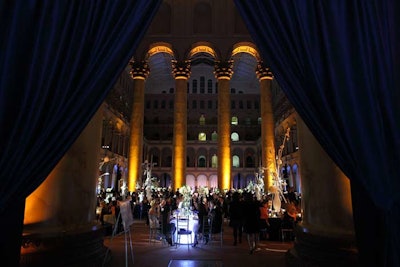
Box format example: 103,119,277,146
0,0,161,263
234,0,400,266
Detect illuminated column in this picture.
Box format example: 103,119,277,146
287,115,357,266
22,106,107,265
128,61,149,191
172,60,191,190
214,61,233,190
256,63,275,193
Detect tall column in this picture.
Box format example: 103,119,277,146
172,60,190,190
128,61,149,192
21,106,108,266
256,63,275,193
286,115,357,267
214,61,233,190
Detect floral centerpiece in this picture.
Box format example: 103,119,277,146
198,186,209,198
178,185,192,216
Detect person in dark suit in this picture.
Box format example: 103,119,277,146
242,192,261,254
228,191,244,245
160,196,175,246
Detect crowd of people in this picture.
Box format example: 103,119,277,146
96,186,301,254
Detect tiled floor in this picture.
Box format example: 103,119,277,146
103,219,294,267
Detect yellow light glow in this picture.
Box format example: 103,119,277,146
147,45,174,57
132,76,145,80
188,45,217,59
231,45,260,60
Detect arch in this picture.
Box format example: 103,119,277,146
211,152,218,168
231,42,261,60
198,155,207,167
199,114,205,125
211,131,218,141
197,147,208,167
187,42,219,60
197,174,208,188
209,174,218,188
186,174,196,189
232,155,240,168
146,43,176,58
198,132,207,141
231,116,238,125
231,132,239,142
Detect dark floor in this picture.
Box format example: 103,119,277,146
103,219,294,267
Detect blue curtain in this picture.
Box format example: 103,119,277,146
234,1,400,266
0,0,161,265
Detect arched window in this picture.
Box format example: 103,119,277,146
211,131,218,141
231,116,238,125
232,155,240,167
211,154,218,168
198,132,207,141
198,156,206,167
231,132,239,142
245,156,254,168
199,114,205,125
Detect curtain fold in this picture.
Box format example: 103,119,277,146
0,0,161,264
0,0,161,210
234,0,399,266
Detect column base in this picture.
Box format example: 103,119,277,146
20,223,111,267
285,225,359,267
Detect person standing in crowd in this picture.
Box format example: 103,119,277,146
209,198,223,235
259,199,270,240
192,197,208,247
242,192,261,254
228,191,244,246
160,196,175,246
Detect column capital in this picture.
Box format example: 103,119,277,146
256,61,273,80
172,60,191,79
130,61,150,80
214,60,233,80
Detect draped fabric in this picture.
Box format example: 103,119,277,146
234,1,400,266
0,0,161,264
